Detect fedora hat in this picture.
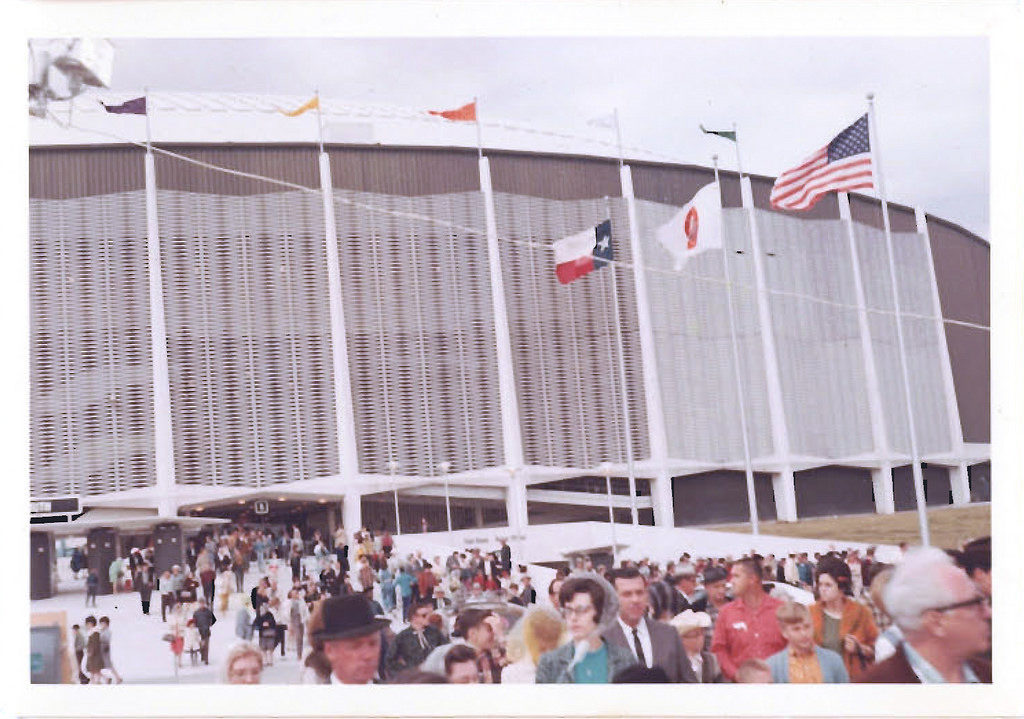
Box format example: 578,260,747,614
314,595,391,642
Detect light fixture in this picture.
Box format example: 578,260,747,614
195,506,204,512
277,497,286,502
317,498,326,504
237,499,245,505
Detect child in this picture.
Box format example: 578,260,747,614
766,601,848,683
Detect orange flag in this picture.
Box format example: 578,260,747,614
429,100,476,122
279,96,320,117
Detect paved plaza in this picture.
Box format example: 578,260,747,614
34,559,401,684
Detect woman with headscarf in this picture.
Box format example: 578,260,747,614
535,573,636,683
501,605,566,683
809,556,878,680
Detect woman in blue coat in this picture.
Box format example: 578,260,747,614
536,573,636,683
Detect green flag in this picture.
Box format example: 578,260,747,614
700,124,736,142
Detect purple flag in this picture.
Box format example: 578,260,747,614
101,97,147,115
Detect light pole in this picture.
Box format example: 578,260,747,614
387,460,401,535
438,460,453,536
599,461,619,568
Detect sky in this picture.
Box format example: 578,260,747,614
50,34,991,238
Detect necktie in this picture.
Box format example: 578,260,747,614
416,630,428,650
632,627,647,667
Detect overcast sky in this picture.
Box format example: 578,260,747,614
95,36,989,238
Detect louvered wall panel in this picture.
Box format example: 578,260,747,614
158,189,338,488
635,202,774,463
756,211,874,458
854,225,952,455
30,192,155,498
335,190,505,476
493,193,649,470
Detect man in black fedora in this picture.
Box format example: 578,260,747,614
317,594,392,684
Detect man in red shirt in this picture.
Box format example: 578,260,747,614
417,563,438,608
711,555,786,681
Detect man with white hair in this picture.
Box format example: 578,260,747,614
857,547,991,683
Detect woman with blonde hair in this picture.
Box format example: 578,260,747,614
223,641,263,684
501,605,566,683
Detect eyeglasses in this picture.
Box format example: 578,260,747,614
561,605,595,618
927,595,990,613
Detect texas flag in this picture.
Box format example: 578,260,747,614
656,181,722,270
553,220,613,284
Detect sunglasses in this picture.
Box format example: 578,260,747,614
927,595,990,613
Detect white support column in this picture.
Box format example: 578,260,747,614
145,151,177,518
619,165,674,527
319,153,361,488
871,468,896,514
741,177,797,521
916,207,972,506
949,464,971,505
840,192,895,514
505,468,529,536
343,492,362,536
479,157,528,532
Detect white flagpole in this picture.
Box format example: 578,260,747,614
315,89,324,153
613,108,624,166
731,124,798,521
712,155,760,535
867,93,931,546
600,462,619,567
604,198,639,526
142,86,177,517
144,86,152,151
474,96,482,158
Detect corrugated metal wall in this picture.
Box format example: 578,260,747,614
157,189,337,489
494,192,649,469
28,145,989,503
30,191,155,498
333,189,504,476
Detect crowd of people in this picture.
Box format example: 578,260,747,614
68,522,992,685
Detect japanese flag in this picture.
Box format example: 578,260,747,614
656,181,722,270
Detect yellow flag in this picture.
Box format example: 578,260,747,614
279,96,319,117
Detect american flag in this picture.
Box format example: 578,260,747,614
770,114,874,211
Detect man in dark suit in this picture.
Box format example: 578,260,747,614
191,598,217,665
498,539,512,576
858,547,991,683
603,567,696,683
385,599,447,677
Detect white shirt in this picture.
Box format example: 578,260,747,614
688,652,704,682
616,616,653,668
330,672,374,685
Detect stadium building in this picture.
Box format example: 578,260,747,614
29,94,990,593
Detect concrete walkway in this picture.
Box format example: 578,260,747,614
34,563,323,684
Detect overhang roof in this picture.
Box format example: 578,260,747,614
40,507,228,536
